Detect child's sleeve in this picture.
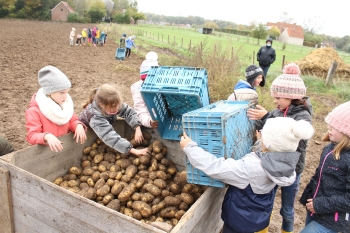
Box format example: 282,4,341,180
118,103,141,130
68,113,87,132
131,82,152,128
25,108,47,145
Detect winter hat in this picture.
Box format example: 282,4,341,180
146,51,158,61
262,117,314,152
245,65,265,87
131,35,136,40
325,101,350,138
123,33,126,37
140,53,159,80
270,63,306,99
266,38,273,44
72,28,76,31
38,66,71,95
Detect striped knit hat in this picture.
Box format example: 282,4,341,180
270,63,306,99
325,101,350,138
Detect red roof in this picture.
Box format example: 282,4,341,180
51,1,75,13
267,22,304,39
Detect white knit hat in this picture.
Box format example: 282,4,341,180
38,66,71,95
146,51,158,61
262,117,314,152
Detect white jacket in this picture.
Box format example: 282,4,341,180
130,80,152,128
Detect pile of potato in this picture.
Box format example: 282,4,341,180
53,132,205,227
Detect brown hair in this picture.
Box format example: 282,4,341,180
322,133,350,160
291,98,308,109
83,84,123,110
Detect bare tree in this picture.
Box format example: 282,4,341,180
279,12,295,23
303,16,324,34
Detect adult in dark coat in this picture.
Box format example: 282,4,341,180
257,38,276,78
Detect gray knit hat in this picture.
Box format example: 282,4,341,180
245,65,265,87
38,66,71,95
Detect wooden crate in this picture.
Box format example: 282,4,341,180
0,119,225,233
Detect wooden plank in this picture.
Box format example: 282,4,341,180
171,187,226,233
0,167,14,233
4,161,165,233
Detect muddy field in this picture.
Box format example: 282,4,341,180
0,19,338,232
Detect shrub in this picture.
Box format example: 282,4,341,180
68,13,90,23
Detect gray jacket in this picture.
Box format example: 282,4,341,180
79,100,141,154
254,97,312,174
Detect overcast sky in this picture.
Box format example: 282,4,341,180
136,0,347,38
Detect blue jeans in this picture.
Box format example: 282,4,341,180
259,65,270,78
274,173,301,232
300,214,338,233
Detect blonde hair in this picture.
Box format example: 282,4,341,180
83,84,123,110
322,133,350,160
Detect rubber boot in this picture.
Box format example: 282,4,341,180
255,227,268,233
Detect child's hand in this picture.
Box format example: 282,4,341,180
44,133,63,152
180,132,192,149
74,124,87,144
130,148,150,157
134,126,144,144
306,199,315,214
150,120,158,128
247,105,268,120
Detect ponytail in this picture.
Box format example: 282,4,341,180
82,88,98,109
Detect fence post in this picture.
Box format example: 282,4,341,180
214,44,216,57
231,47,233,59
181,38,183,47
325,61,338,86
174,36,175,45
253,51,255,65
158,33,159,41
282,55,286,70
168,35,169,44
189,39,191,49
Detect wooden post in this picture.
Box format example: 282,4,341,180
189,39,191,49
231,47,233,59
214,44,217,57
325,61,338,86
0,167,14,233
200,41,203,52
174,36,175,45
253,51,255,65
282,55,286,70
181,38,183,47
158,33,159,41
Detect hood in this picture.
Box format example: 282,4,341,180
29,93,39,108
234,80,253,91
257,151,300,185
266,38,273,44
289,96,313,116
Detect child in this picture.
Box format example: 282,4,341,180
92,27,96,46
95,27,100,46
180,117,314,233
99,32,106,46
228,64,265,104
299,101,350,233
25,65,87,152
0,135,14,156
104,32,108,44
247,62,312,233
120,33,127,48
82,28,87,45
76,33,82,46
87,28,92,45
131,51,159,128
125,35,137,58
79,84,149,157
69,28,76,46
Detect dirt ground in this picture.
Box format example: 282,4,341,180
0,19,337,233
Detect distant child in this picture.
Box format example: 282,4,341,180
69,28,76,46
95,27,100,46
104,32,108,44
299,101,350,233
79,84,150,157
120,33,127,48
99,32,106,46
87,28,92,45
131,51,159,128
0,135,14,156
76,33,82,46
180,117,314,233
82,28,87,45
92,27,96,46
247,62,312,233
125,35,137,58
25,66,87,152
228,64,265,104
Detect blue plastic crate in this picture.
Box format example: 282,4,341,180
141,66,210,140
182,100,255,188
115,48,126,60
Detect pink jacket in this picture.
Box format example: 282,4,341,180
25,93,85,145
130,80,152,128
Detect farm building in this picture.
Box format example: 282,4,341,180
50,1,74,21
266,22,304,46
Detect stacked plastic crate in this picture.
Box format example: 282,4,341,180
182,100,254,188
141,66,210,140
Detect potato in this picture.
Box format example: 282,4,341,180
154,153,164,161
149,171,157,180
192,192,202,201
180,193,194,205
153,179,167,189
142,132,152,141
132,211,142,220
164,196,182,207
91,143,98,150
118,184,136,201
100,161,110,169
172,218,179,226
96,138,104,145
155,217,164,222
179,202,189,211
141,192,155,203
68,180,79,187
156,171,167,180
131,192,141,201
139,156,150,165
106,178,115,187
132,201,152,218
160,158,170,167
106,199,121,211
169,183,181,195
130,139,139,147
79,176,89,183
93,154,104,164
158,164,167,172
97,144,107,153
53,177,63,185
138,170,149,178
83,146,92,155
64,174,76,181
152,197,162,205
121,175,131,183
167,165,177,176
182,184,194,193
120,159,132,169
148,144,153,152
92,165,98,171
161,147,167,156
89,149,98,157
148,162,158,172
98,164,107,173
152,140,164,154
146,184,162,197
80,182,89,190
81,155,88,162
108,171,117,179
162,190,170,198
160,207,177,218
104,153,116,163
151,201,166,214
94,178,106,190
126,200,133,208
174,171,187,187
132,158,140,166
141,139,149,147
109,164,121,172
136,177,146,189
115,171,123,180
124,207,133,217
111,183,123,196
81,160,91,169
60,181,68,188
77,187,89,197
100,172,109,181
125,165,137,178
138,164,147,171
83,167,94,176
86,178,94,187
102,193,114,205
96,184,110,197
90,171,100,182
67,187,80,194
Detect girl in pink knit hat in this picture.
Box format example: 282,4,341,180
299,101,350,233
247,62,312,233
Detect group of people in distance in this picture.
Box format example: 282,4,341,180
69,27,107,47
119,33,137,58
0,37,348,233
